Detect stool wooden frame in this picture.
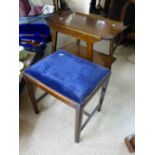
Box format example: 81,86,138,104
24,71,110,143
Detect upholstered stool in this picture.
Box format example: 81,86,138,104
24,49,111,143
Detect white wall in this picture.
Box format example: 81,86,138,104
65,0,91,14
28,0,91,13
28,0,106,13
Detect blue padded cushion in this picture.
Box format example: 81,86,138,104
25,50,110,103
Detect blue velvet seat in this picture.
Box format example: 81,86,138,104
25,49,110,104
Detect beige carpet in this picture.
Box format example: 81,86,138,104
19,34,135,155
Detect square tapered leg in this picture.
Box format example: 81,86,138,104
75,107,84,143
24,77,39,113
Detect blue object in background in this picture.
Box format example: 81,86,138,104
19,23,51,42
19,23,51,53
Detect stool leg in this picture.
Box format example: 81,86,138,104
98,77,110,112
75,107,84,143
25,79,39,114
97,87,106,112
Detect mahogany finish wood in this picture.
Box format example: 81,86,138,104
24,76,39,113
51,30,58,52
75,107,84,142
24,70,111,143
86,42,93,61
46,11,126,58
124,134,135,153
24,74,80,110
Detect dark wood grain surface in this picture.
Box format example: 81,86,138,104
46,11,126,40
